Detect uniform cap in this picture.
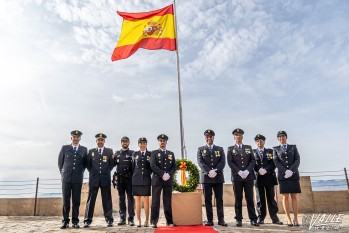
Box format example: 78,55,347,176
157,134,168,141
138,137,147,143
254,134,266,141
204,129,215,136
71,130,82,136
232,128,244,135
95,133,107,139
277,131,287,138
121,136,129,141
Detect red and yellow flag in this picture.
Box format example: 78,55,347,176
111,4,176,61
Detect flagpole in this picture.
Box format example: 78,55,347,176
173,0,186,159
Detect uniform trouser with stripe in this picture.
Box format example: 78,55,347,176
62,182,82,224
203,183,224,222
150,185,173,225
84,185,114,223
233,180,257,221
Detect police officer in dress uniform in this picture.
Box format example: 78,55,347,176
197,129,228,226
132,137,152,227
84,133,115,228
112,136,135,226
150,134,176,228
227,128,259,227
253,134,283,225
273,131,301,227
58,130,88,229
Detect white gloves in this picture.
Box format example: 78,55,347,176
208,169,217,178
238,170,246,179
243,170,250,178
238,170,250,179
284,170,293,178
162,173,170,181
258,168,267,175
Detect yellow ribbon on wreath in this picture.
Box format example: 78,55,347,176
179,161,187,185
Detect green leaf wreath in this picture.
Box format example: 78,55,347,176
173,159,200,192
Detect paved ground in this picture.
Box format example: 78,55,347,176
0,207,348,232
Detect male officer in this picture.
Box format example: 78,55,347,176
58,130,88,229
84,133,115,228
253,134,283,225
113,136,135,226
150,134,176,228
227,128,259,227
197,129,227,226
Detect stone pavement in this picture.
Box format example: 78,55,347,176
0,207,348,233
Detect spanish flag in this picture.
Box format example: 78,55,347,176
111,4,176,61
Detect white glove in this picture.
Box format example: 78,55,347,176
284,170,293,178
238,170,246,179
243,170,250,178
208,169,217,178
258,168,267,175
162,173,170,181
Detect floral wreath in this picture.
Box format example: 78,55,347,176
173,159,200,192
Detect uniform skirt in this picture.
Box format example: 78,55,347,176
279,179,301,194
133,185,151,196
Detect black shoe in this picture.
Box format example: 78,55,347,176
218,221,228,227
72,223,80,228
167,223,175,227
251,220,259,226
60,222,68,229
236,220,242,227
272,220,283,225
204,221,214,226
151,223,157,228
117,220,126,226
128,221,135,226
107,221,113,227
83,223,90,228
257,217,264,224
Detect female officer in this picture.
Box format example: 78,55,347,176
132,137,152,227
273,131,301,227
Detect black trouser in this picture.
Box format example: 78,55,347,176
84,185,113,224
233,180,257,221
203,183,224,222
257,185,279,221
62,182,82,224
150,185,173,225
117,180,135,222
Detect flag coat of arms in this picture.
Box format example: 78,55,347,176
111,4,176,61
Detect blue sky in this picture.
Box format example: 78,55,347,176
0,0,348,182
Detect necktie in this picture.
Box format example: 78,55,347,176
73,147,77,153
163,150,166,155
282,145,287,151
141,152,144,156
98,148,101,154
259,150,263,159
239,145,242,151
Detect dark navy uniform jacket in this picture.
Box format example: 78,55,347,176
253,148,278,187
86,147,115,187
58,144,88,184
150,149,176,187
197,145,226,184
114,149,134,181
227,144,256,182
273,144,300,181
132,150,152,186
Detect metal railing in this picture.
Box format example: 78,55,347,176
0,168,348,216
